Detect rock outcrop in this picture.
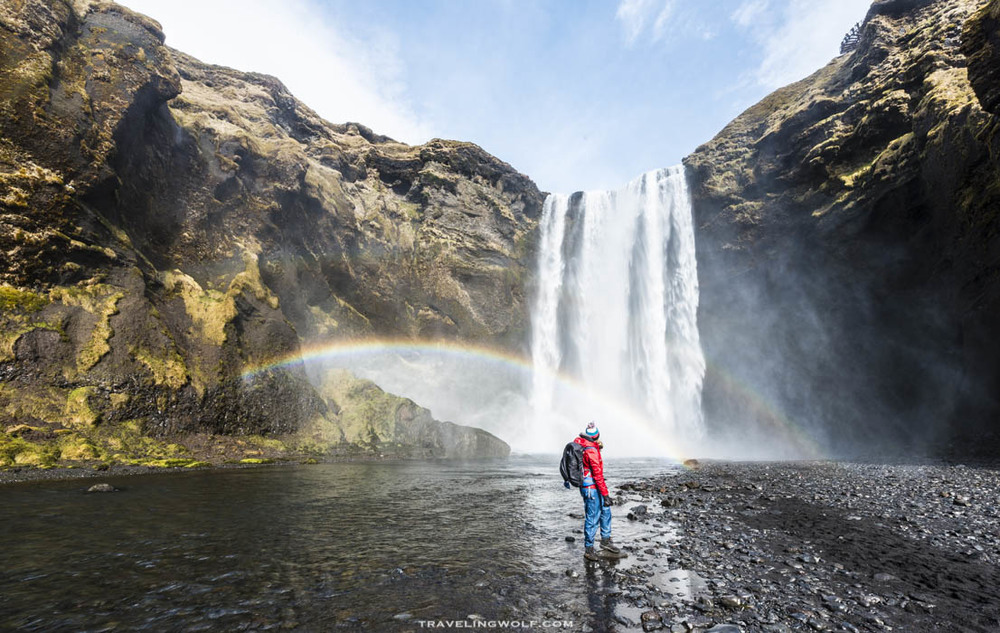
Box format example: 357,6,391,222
964,0,1000,114
0,0,527,461
317,370,510,459
685,0,1000,456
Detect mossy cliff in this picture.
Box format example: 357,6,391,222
685,0,1000,456
0,0,525,465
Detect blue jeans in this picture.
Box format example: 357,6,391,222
581,486,612,548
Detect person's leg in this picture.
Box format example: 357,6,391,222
581,487,599,549
599,502,612,541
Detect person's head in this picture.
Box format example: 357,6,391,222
581,421,600,441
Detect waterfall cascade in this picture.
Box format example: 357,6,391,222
530,166,706,454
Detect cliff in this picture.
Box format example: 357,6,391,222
0,0,532,466
685,0,1000,456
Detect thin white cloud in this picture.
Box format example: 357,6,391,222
121,0,433,144
733,0,871,89
616,0,676,45
731,0,771,28
651,0,676,41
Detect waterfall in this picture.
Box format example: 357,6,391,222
529,166,705,452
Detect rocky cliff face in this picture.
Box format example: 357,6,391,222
685,0,1000,456
0,0,533,465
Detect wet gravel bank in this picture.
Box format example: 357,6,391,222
608,461,1000,632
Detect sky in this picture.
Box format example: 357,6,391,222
122,0,872,194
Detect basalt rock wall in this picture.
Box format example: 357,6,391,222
685,0,1000,457
0,0,531,457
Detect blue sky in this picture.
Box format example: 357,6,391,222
123,0,871,193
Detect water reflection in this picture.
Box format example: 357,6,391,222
0,457,685,631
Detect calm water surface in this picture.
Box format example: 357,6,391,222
1,456,688,631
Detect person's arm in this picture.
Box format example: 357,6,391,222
585,448,610,497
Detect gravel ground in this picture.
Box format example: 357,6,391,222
605,460,1000,632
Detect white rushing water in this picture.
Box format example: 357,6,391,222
529,166,705,456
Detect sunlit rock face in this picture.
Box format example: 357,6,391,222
0,0,531,455
964,0,1000,114
685,0,1000,458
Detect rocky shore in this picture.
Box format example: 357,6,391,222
599,461,1000,632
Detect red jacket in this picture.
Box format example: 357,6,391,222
573,436,608,496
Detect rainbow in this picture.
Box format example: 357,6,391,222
241,337,825,461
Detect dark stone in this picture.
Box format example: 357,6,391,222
706,625,743,633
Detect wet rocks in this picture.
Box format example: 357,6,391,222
86,483,116,493
613,460,1000,632
628,504,649,520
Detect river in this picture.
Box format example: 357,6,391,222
1,456,697,631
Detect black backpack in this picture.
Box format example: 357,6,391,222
560,442,586,487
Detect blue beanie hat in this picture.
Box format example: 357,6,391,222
583,421,600,439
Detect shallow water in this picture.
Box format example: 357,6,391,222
0,456,690,631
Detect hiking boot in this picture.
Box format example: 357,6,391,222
584,546,601,561
600,538,621,554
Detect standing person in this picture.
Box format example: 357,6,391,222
574,422,621,561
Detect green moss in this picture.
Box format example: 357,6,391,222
132,346,189,390
162,270,236,345
229,252,280,310
92,419,188,464
321,369,402,447
0,433,60,468
109,393,130,410
57,434,101,460
307,305,340,337
399,200,422,222
0,285,63,361
0,320,63,362
65,387,100,428
51,284,124,373
418,165,459,190
0,383,68,424
185,460,211,468
0,285,49,312
143,457,197,468
239,457,275,465
247,435,287,453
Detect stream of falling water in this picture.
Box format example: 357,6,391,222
529,166,705,454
